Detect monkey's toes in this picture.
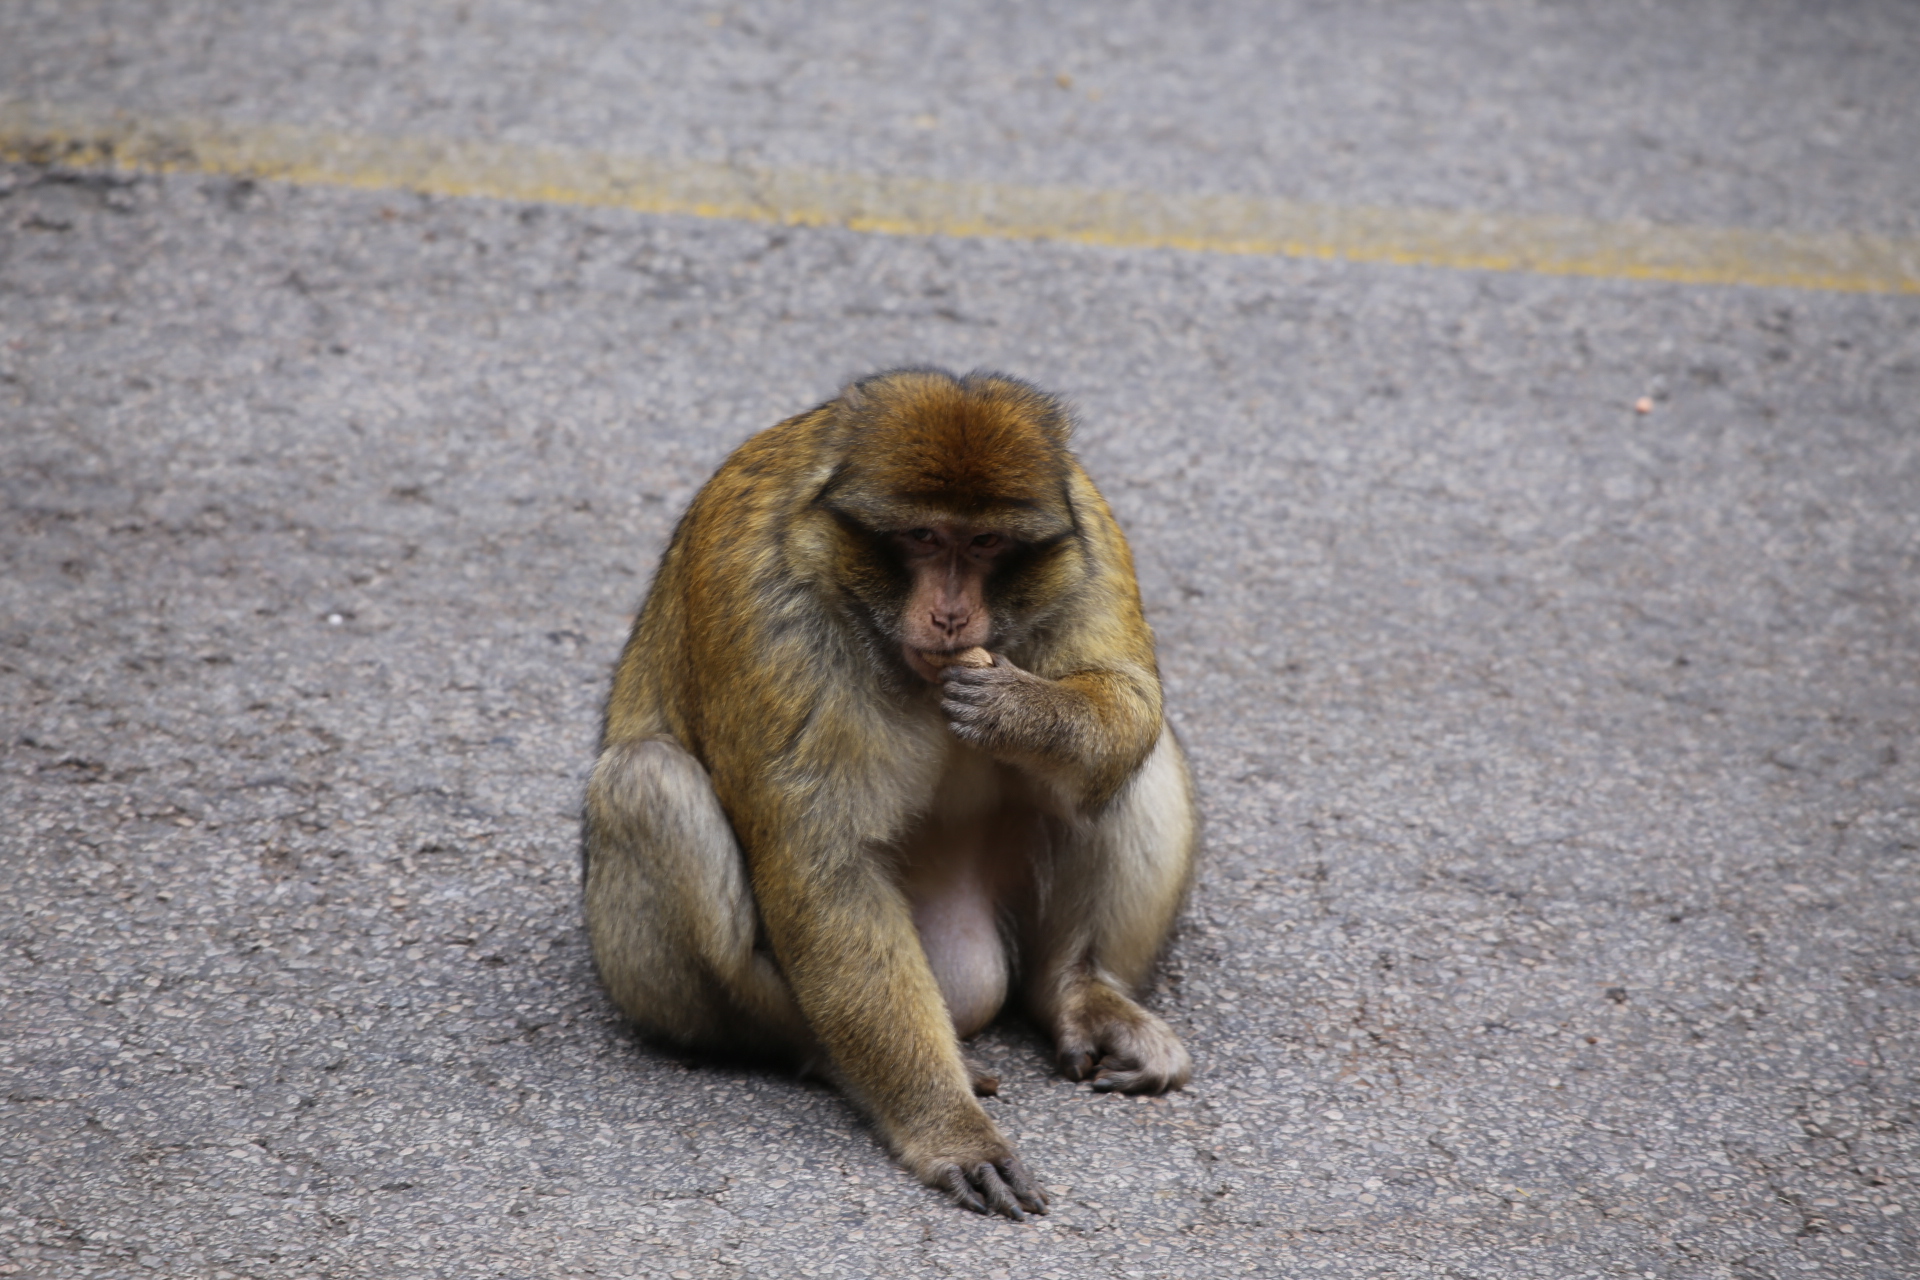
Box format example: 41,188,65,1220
1090,1059,1170,1094
1057,1047,1099,1081
1088,1042,1190,1094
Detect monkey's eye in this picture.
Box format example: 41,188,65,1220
971,533,1002,550
908,528,936,543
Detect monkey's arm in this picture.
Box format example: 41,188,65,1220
938,659,1161,808
749,836,1048,1219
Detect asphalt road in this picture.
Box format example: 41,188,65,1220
3,3,1918,1278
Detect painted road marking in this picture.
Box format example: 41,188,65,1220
3,101,1915,295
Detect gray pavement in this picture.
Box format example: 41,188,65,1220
3,3,1918,1278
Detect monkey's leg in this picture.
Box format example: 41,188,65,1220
583,737,811,1061
1026,725,1196,1094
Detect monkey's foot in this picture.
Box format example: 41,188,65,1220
1055,987,1192,1095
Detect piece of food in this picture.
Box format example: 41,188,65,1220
919,646,993,669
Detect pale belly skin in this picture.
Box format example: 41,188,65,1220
894,743,1047,1039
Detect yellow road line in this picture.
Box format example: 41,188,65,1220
4,101,1916,295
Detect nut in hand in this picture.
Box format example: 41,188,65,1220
919,647,993,670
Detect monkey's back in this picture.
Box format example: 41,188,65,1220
601,405,843,752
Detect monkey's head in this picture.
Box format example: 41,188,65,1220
811,368,1089,683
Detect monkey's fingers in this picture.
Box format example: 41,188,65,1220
969,1158,1047,1220
938,1165,990,1215
969,1163,1028,1220
969,1069,1001,1097
942,701,1002,751
938,673,1000,704
993,1153,1050,1215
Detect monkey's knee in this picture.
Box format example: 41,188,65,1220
583,738,805,1058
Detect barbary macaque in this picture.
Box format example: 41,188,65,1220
583,368,1195,1219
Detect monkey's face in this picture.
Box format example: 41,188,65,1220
892,521,1010,680
810,368,1089,682
831,501,1092,680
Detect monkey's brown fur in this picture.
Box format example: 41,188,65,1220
584,368,1196,1219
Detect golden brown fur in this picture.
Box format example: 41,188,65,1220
583,368,1196,1219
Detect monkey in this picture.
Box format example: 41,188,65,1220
583,367,1196,1220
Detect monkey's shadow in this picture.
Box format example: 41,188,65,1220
608,999,1065,1107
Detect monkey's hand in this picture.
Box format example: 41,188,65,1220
938,657,1072,760
906,1130,1049,1220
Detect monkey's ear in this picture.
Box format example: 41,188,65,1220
816,372,894,446
1031,393,1075,445
835,377,871,414
835,366,953,414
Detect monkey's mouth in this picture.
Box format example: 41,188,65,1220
906,645,993,682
